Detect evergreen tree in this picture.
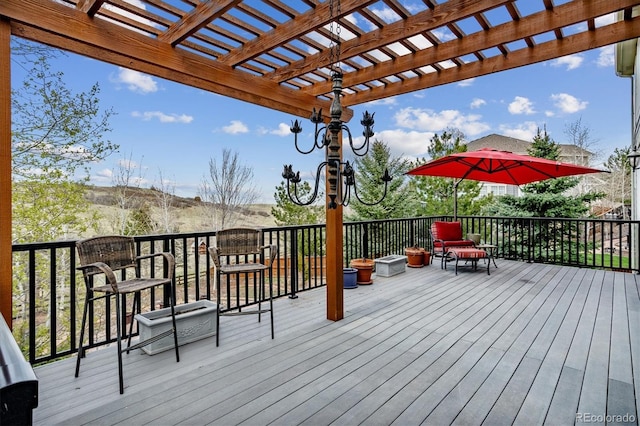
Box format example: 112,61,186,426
346,139,419,221
272,181,324,226
484,128,603,219
483,128,604,262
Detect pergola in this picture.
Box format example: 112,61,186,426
1,0,639,325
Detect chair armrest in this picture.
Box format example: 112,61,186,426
137,252,175,280
77,262,118,291
261,244,278,267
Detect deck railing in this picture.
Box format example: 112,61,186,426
10,215,639,364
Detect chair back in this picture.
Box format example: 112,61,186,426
431,221,463,241
76,236,137,276
215,228,262,256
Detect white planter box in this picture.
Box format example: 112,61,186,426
135,300,217,355
374,255,407,277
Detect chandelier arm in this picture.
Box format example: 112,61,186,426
343,124,371,157
293,130,324,155
315,124,329,150
284,162,327,206
350,172,391,206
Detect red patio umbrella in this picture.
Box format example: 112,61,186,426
406,148,606,219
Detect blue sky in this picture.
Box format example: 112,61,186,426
11,16,630,204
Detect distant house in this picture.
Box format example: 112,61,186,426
465,133,594,198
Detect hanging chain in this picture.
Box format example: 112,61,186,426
328,0,341,73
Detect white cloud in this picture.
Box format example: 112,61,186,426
222,120,249,134
498,121,540,141
114,68,158,93
131,111,193,123
597,45,615,67
368,97,397,106
96,168,113,179
550,54,584,70
394,107,490,137
551,93,588,113
354,128,434,158
545,110,555,117
508,96,535,115
458,78,475,87
271,123,292,136
470,98,486,109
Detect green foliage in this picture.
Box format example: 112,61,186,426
271,181,324,226
483,127,605,263
484,128,604,219
10,43,116,355
11,53,116,180
125,203,155,236
346,139,419,221
12,177,99,243
409,129,491,217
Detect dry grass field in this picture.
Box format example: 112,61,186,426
84,186,277,234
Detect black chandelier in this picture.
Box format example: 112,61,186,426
282,1,392,209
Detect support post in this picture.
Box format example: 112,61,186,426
0,19,12,326
325,132,344,321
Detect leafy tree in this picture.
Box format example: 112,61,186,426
603,147,631,218
11,46,116,243
272,181,324,226
409,129,489,217
346,139,419,221
10,41,116,356
199,149,258,230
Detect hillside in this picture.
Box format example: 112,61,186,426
84,186,277,233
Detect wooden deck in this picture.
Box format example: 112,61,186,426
33,260,640,425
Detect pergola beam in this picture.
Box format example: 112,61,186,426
343,16,640,106
270,0,513,83
0,0,350,121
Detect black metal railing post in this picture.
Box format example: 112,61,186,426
289,230,298,299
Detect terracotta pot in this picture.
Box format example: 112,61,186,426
423,252,431,265
405,247,425,268
349,258,375,285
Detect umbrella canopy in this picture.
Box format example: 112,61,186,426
406,148,606,219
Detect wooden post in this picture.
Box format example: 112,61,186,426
325,133,343,321
325,203,343,321
0,18,12,326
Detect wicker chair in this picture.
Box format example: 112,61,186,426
75,236,180,394
208,228,277,346
430,221,476,268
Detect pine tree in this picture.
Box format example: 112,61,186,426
483,127,604,262
346,139,419,221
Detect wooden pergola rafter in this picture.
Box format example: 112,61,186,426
1,0,640,324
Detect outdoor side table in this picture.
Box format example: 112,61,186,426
476,244,498,268
446,247,492,275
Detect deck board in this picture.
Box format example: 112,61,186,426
31,260,640,426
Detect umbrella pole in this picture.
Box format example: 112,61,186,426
454,179,461,220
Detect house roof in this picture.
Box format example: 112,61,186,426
466,133,593,158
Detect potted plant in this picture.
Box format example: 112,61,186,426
349,258,375,285
405,246,426,268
